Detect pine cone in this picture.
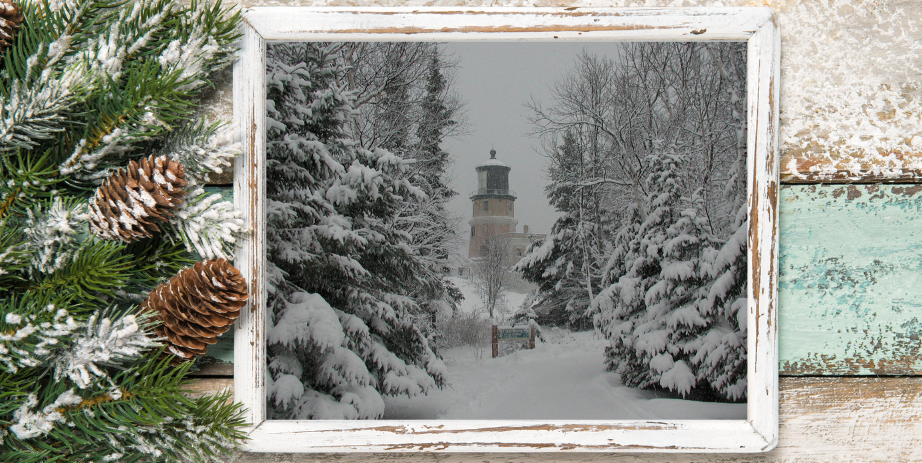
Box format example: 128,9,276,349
0,1,22,56
141,258,249,362
89,155,188,242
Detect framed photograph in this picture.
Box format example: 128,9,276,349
233,7,780,452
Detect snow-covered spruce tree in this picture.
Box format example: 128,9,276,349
264,42,447,420
516,130,606,329
0,0,248,461
324,43,463,338
389,48,463,332
641,189,718,397
695,205,747,401
591,154,681,391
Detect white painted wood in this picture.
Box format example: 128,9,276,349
233,20,267,429
745,11,780,449
233,7,780,453
243,7,772,42
197,377,922,462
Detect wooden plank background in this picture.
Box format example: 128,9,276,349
185,0,922,460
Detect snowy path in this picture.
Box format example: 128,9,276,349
384,331,746,420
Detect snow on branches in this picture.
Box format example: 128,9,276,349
264,41,457,419
0,0,246,460
526,42,748,401
22,197,86,275
53,311,158,389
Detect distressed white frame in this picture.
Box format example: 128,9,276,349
233,7,780,453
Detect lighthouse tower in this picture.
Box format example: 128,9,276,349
468,149,518,259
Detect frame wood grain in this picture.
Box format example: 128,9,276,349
233,6,780,453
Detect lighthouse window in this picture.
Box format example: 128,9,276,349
482,200,488,211
479,245,489,257
470,226,475,238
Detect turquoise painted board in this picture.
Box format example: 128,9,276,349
780,184,922,375
205,185,922,375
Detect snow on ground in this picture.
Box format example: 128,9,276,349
384,329,746,420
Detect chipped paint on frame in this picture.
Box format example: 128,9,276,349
232,7,780,453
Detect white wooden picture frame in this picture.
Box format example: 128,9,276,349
233,7,780,453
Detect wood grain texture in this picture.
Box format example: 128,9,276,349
778,184,922,375
202,377,920,462
233,21,268,428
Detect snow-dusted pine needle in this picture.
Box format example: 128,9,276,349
22,197,88,276
53,310,160,389
168,188,243,260
0,307,79,373
8,389,82,440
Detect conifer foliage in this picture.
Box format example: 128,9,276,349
0,0,248,461
265,42,460,419
523,43,748,401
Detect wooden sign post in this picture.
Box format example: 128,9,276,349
492,324,536,358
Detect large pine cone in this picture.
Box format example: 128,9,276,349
89,155,187,242
141,258,248,362
0,1,22,56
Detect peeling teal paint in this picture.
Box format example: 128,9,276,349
780,185,922,375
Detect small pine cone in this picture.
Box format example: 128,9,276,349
141,258,249,362
0,1,22,56
89,155,188,242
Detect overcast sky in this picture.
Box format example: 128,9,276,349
441,42,623,245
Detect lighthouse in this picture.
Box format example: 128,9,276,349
468,149,518,259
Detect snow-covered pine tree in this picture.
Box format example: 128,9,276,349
398,49,462,331
642,189,717,397
343,43,463,337
515,214,587,327
516,130,603,329
0,0,247,461
264,42,447,420
591,153,682,391
690,42,748,401
695,205,747,401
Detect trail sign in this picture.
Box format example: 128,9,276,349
492,325,536,358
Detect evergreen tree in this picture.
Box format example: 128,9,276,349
695,205,748,401
264,42,446,420
516,130,603,329
0,0,248,461
345,43,463,336
642,189,716,397
527,42,749,402
592,154,679,391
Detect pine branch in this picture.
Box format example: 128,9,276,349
0,0,121,153
0,149,63,219
123,238,198,299
156,118,239,185
0,0,247,458
21,196,87,276
52,309,159,389
0,294,79,373
167,188,243,260
2,357,247,463
59,62,197,179
0,217,28,287
57,0,242,181
30,240,133,311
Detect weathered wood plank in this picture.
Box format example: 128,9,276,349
779,184,922,375
198,377,920,462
